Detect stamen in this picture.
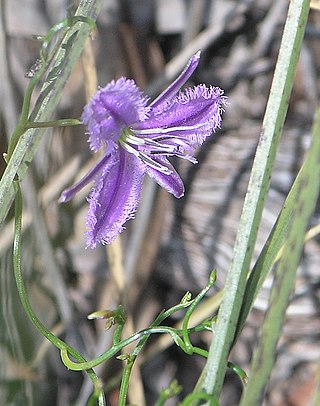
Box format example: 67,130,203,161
120,128,145,145
125,133,145,145
144,138,177,152
151,137,191,149
119,138,140,157
149,150,197,164
133,122,205,135
139,153,172,174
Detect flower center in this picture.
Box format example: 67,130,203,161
119,123,199,174
119,127,173,174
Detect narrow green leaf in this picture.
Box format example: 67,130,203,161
311,367,320,406
235,152,303,340
196,0,310,400
239,106,320,405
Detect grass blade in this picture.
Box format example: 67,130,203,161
239,105,320,405
196,0,310,399
235,149,304,339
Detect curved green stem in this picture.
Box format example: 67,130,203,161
117,299,193,405
13,181,106,406
116,281,215,405
180,392,219,406
182,271,216,354
60,325,186,371
227,362,247,386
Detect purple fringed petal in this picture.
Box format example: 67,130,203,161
82,78,149,152
146,156,184,198
150,51,201,109
59,153,112,203
135,84,227,149
86,148,145,247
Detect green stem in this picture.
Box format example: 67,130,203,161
7,67,46,158
60,326,186,371
239,106,320,405
8,12,90,157
39,15,95,61
182,271,216,354
26,118,82,129
195,0,310,401
117,302,191,405
60,292,210,372
117,279,215,405
0,0,103,227
117,275,216,404
118,357,134,406
180,392,219,406
12,181,106,406
7,31,67,159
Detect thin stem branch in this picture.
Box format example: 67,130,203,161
26,118,82,129
12,180,106,406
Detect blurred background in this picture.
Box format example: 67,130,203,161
0,0,320,405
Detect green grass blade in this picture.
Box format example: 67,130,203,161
239,106,320,405
0,0,102,226
196,0,310,400
234,152,304,340
311,366,320,406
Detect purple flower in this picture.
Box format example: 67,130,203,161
59,51,227,247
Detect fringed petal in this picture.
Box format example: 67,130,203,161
146,156,184,198
82,78,149,152
150,51,201,109
59,153,112,203
135,84,227,150
86,148,145,247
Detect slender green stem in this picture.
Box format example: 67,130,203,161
7,32,67,159
239,106,320,405
60,289,212,373
154,380,182,406
12,180,106,406
26,118,82,129
113,323,125,346
234,147,305,342
7,66,46,158
0,0,103,227
39,15,95,61
117,276,215,405
180,392,219,406
60,326,186,371
195,0,310,401
182,271,216,354
117,299,192,405
118,356,135,406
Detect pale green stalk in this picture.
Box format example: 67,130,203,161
240,106,320,405
13,181,106,406
195,0,310,401
0,0,103,226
